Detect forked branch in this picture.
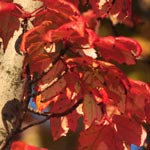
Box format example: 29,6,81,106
19,98,83,132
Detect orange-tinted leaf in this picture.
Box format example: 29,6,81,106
11,141,47,150
83,94,102,129
113,115,147,146
78,123,124,150
95,36,142,64
34,93,52,111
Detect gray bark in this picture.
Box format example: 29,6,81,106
0,0,42,142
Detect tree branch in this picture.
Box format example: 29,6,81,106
19,98,83,132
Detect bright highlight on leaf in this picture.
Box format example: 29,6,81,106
0,0,149,149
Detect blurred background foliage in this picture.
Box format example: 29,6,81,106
20,0,150,149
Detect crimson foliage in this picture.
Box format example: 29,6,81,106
0,0,149,150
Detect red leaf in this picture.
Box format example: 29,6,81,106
43,17,85,43
126,79,150,121
33,0,80,26
21,21,52,53
110,0,133,26
11,141,47,150
113,115,147,146
79,115,147,150
90,0,133,26
83,10,99,30
0,0,13,2
66,57,130,113
83,94,102,129
95,36,142,64
67,110,81,132
0,1,16,12
0,2,23,50
50,117,69,141
39,76,67,103
78,123,124,150
144,101,150,123
66,0,79,7
50,90,75,113
89,0,112,18
42,0,80,18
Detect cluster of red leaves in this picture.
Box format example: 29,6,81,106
0,0,150,150
89,0,134,26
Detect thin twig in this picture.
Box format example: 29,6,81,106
30,6,45,17
27,107,50,116
19,99,83,133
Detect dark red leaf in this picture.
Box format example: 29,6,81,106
33,0,80,26
83,10,99,30
126,79,150,121
113,115,147,146
42,17,85,43
67,110,81,132
78,123,124,150
21,21,52,53
89,0,133,26
50,117,69,141
95,36,142,64
42,0,80,18
110,0,133,26
0,2,23,50
89,0,112,18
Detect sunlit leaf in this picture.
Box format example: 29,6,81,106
95,36,142,64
